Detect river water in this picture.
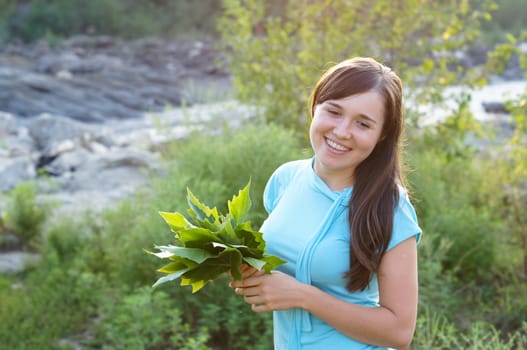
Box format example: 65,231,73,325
412,80,527,125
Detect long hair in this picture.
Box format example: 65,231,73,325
309,57,404,291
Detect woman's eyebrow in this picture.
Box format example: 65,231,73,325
325,101,378,124
325,101,342,109
358,114,378,124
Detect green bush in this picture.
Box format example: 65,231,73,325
160,276,273,350
480,0,527,44
99,193,177,288
412,312,527,349
5,0,221,42
409,146,507,282
486,278,527,333
0,268,105,349
0,0,16,41
34,122,303,348
415,232,458,319
42,196,173,288
406,102,508,283
93,287,210,350
161,122,307,226
42,214,89,264
3,181,53,248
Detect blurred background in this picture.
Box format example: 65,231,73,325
0,0,526,349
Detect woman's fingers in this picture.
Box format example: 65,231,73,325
241,265,264,278
237,287,274,313
230,273,263,288
229,268,265,288
229,264,262,280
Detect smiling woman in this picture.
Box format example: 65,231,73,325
230,57,421,350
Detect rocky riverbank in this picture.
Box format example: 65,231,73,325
0,35,236,208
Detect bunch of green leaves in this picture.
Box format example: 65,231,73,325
149,181,285,293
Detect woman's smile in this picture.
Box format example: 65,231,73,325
325,137,351,152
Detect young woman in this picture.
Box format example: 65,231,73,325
230,57,422,350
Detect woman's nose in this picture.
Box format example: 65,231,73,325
333,119,353,139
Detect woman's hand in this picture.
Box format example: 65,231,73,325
229,270,307,312
228,263,261,281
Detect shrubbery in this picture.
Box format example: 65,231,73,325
0,117,525,348
93,287,210,350
0,122,303,349
1,0,221,43
2,181,53,248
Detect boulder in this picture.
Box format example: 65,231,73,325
0,157,37,191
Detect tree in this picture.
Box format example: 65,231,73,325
219,0,496,132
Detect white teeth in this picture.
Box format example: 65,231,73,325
326,138,349,151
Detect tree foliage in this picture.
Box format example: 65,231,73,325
1,0,221,42
219,0,496,132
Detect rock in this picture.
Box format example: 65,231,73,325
28,113,96,151
0,111,17,133
0,252,40,275
0,157,37,191
0,112,34,156
0,233,21,252
482,101,509,114
0,35,229,124
42,148,90,176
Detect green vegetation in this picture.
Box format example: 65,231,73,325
0,0,526,349
152,181,286,292
2,181,53,248
0,0,221,42
219,0,498,132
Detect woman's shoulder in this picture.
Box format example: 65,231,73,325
388,185,422,250
264,158,312,213
395,185,417,211
271,158,312,181
275,158,311,172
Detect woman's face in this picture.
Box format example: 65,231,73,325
309,90,385,190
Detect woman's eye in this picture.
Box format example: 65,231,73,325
358,121,370,128
328,109,339,115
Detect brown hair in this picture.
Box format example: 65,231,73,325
309,57,405,291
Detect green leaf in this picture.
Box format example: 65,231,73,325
261,255,287,273
152,269,189,288
242,256,267,271
181,262,231,292
177,227,223,248
157,261,188,274
187,188,220,225
217,216,241,244
180,277,207,293
237,246,263,259
212,242,248,249
237,229,265,250
154,245,215,264
218,247,244,280
236,220,254,232
227,180,252,225
145,249,173,259
158,211,191,231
